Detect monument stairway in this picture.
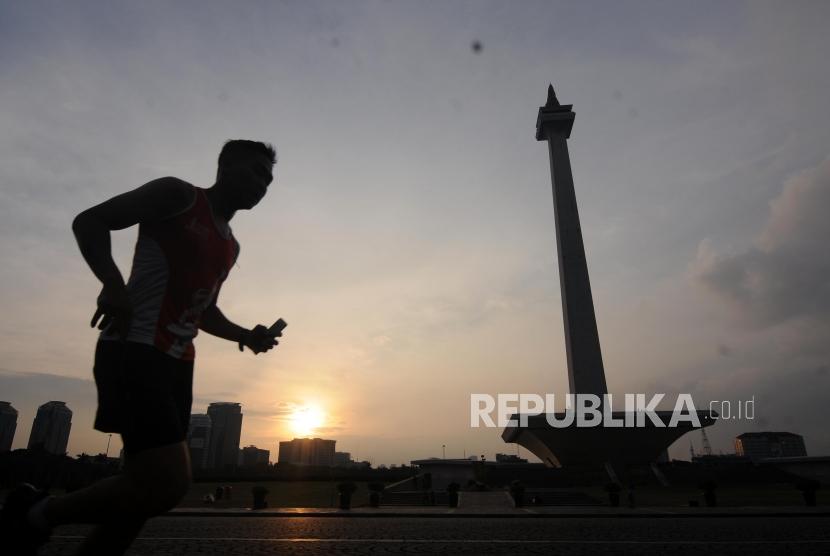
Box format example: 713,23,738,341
457,491,516,512
379,491,449,506
522,488,603,506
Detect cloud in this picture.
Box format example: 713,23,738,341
693,157,830,327
722,364,830,455
244,403,300,422
3,1,830,465
0,369,93,400
678,156,830,458
0,369,109,454
716,343,732,357
313,425,346,434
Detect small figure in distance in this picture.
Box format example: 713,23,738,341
0,139,284,556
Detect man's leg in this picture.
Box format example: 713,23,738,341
43,441,192,554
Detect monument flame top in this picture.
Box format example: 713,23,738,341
536,84,574,139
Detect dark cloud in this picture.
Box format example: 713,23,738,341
717,343,732,357
683,157,830,457
0,369,95,412
694,157,830,327
748,365,830,454
0,369,101,454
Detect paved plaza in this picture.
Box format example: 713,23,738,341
40,513,830,556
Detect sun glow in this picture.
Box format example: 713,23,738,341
290,405,325,437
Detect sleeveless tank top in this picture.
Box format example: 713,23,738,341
101,186,238,360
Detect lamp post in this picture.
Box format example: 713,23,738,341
442,444,446,459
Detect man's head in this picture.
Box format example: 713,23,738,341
215,139,277,210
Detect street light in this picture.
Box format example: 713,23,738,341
442,444,446,459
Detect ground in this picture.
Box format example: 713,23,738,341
180,480,818,509
181,480,369,508
40,515,830,555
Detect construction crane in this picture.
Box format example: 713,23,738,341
701,427,713,456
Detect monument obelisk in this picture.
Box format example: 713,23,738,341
501,85,714,470
536,84,607,397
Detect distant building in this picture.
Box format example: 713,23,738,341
692,453,750,465
207,403,243,470
0,402,17,452
333,451,352,466
187,414,212,470
240,445,270,468
28,401,72,455
495,453,528,463
735,432,807,461
278,438,336,466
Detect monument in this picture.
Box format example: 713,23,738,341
501,85,714,471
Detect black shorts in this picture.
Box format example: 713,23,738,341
93,340,194,455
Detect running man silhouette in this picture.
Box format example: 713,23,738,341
1,139,281,555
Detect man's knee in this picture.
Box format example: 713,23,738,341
131,468,190,515
125,442,191,515
151,475,190,512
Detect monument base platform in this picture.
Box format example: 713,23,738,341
502,411,716,468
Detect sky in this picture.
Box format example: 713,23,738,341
1,0,829,465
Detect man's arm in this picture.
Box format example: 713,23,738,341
199,304,248,344
73,177,194,283
72,177,194,336
199,304,278,354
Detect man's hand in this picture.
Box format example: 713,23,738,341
91,282,132,340
238,324,280,354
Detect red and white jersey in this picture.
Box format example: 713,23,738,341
101,186,238,360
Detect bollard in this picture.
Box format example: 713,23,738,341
251,486,268,510
337,482,356,510
447,483,460,508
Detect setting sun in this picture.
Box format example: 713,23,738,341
289,405,325,437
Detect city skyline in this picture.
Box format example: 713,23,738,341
2,396,375,464
0,394,815,468
1,1,829,465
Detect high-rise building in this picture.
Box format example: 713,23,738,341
240,445,270,468
333,451,352,466
0,401,18,452
28,401,72,455
735,432,807,461
187,414,212,470
278,437,336,466
207,403,243,470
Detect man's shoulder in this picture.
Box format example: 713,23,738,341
142,177,197,215
148,176,195,198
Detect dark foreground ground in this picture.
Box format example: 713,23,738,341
40,515,830,556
